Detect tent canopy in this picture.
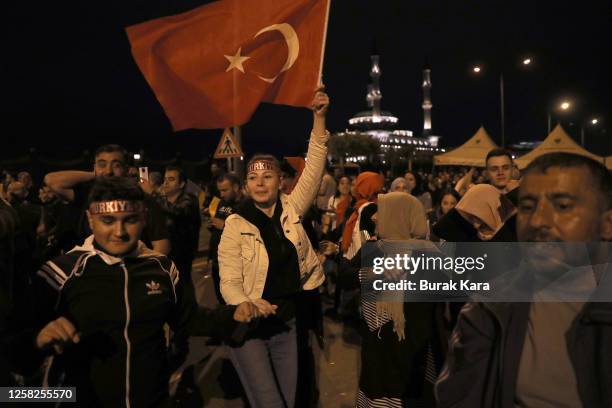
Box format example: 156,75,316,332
514,125,604,169
434,126,498,167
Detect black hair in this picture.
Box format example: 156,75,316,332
87,177,144,206
94,144,128,164
438,189,458,204
165,165,187,183
217,172,241,187
485,148,513,165
435,189,459,218
405,171,425,196
334,174,351,198
524,153,611,209
149,171,163,186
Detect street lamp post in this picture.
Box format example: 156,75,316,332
472,57,530,148
547,113,551,134
548,100,571,133
581,118,599,147
500,73,505,148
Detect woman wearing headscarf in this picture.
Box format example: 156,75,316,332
328,172,384,319
356,192,435,407
342,171,385,260
432,183,519,357
433,183,517,243
218,89,329,408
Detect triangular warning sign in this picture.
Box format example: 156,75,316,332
214,128,243,159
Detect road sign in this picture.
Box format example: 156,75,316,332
214,128,243,159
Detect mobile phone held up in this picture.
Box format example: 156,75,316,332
139,167,149,182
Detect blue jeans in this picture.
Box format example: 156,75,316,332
229,319,297,408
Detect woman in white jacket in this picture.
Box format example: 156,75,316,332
218,89,329,408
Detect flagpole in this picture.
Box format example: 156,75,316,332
233,125,243,178
317,0,331,84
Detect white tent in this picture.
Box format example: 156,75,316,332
433,126,498,167
514,125,604,169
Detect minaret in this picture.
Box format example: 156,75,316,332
422,65,432,137
367,54,382,121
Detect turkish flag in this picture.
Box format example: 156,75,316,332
126,0,329,131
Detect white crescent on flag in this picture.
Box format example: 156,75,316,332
224,23,300,83
253,23,300,83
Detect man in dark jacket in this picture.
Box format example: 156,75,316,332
207,172,243,304
155,166,201,292
435,153,612,408
32,177,272,407
44,144,171,255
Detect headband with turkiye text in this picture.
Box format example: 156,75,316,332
89,200,145,215
247,160,279,174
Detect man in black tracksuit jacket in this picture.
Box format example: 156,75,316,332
32,177,273,407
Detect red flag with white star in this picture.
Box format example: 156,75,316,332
126,0,329,131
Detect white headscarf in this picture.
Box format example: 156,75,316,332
375,192,428,341
455,184,516,241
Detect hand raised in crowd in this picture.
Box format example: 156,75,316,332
311,85,329,117
140,178,155,194
36,317,81,354
454,167,475,196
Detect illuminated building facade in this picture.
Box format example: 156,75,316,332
333,54,443,164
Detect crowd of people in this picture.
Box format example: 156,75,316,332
1,88,611,408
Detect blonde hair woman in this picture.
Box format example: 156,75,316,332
218,89,330,408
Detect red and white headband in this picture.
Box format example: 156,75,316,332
89,200,145,215
247,160,279,174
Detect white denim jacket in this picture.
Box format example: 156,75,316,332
218,132,328,305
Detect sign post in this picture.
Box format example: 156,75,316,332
214,128,244,174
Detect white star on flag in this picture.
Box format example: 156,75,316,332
224,47,250,73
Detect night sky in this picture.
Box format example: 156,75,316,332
3,0,611,164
